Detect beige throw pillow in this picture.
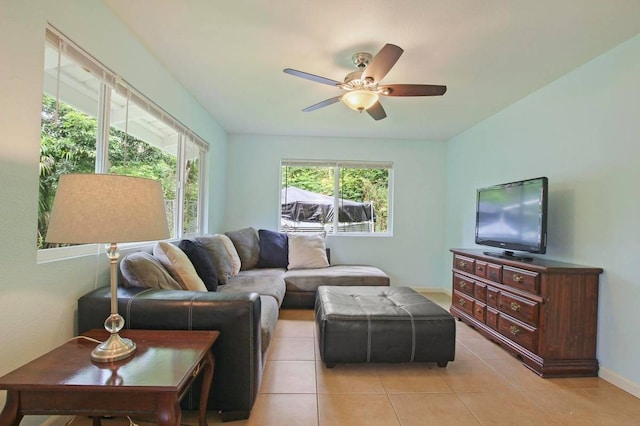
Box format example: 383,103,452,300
216,234,241,276
153,242,207,292
287,233,329,269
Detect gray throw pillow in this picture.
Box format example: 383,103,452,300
195,235,234,285
225,227,260,270
120,251,182,290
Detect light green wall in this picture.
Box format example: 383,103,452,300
225,134,447,288
0,1,226,422
1,0,638,418
444,35,640,394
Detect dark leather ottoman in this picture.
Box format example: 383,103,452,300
315,286,455,367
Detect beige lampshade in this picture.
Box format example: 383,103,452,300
45,174,170,244
342,90,379,112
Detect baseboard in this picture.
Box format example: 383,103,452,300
42,415,74,426
412,287,451,296
599,366,640,398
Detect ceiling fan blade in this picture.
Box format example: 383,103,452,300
380,84,447,96
361,44,404,83
302,95,342,112
367,101,387,121
283,68,341,87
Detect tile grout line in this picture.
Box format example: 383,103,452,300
313,315,321,426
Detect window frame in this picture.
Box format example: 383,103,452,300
279,159,393,237
37,25,208,262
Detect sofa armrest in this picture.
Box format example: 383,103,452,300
77,286,262,417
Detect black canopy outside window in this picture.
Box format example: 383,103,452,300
281,187,374,223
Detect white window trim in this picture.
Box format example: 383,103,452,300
38,25,209,263
280,159,394,237
36,241,160,264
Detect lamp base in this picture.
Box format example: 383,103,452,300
91,332,136,363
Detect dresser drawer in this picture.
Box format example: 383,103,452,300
486,286,499,308
453,254,475,274
498,315,537,353
486,307,499,330
453,273,475,296
474,282,487,302
453,290,475,317
498,291,539,327
475,260,488,278
473,301,486,322
503,266,540,294
487,263,502,282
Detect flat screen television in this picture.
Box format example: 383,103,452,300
475,177,548,261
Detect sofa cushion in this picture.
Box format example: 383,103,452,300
258,295,279,359
179,239,218,291
284,265,390,292
220,269,286,307
287,232,329,269
120,251,182,290
257,229,289,268
153,241,207,292
195,234,236,285
226,227,260,270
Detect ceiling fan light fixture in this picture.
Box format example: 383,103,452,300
342,90,379,112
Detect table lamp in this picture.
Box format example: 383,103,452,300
46,174,170,362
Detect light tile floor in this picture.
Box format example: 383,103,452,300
69,292,640,426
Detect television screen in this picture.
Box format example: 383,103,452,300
475,177,548,257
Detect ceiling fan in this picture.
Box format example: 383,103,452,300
283,43,446,121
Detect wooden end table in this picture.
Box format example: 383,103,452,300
0,329,219,426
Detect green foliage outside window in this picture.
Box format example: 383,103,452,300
282,165,389,233
39,96,98,248
38,95,182,248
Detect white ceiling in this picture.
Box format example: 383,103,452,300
105,0,639,141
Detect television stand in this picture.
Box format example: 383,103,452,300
483,250,533,262
450,248,603,377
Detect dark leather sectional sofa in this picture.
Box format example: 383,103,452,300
77,242,389,421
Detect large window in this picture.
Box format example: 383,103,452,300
38,26,208,253
280,160,392,235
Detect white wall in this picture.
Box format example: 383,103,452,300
444,35,640,395
0,1,227,423
225,134,447,288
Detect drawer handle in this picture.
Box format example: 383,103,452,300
459,260,467,268
509,326,520,335
510,302,521,312
459,299,466,307
488,294,495,299
513,273,523,283
458,281,467,289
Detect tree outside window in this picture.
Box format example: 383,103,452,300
39,27,207,251
280,161,392,235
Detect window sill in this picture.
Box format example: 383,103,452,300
328,232,393,238
37,241,159,264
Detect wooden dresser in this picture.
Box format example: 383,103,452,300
449,248,603,377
